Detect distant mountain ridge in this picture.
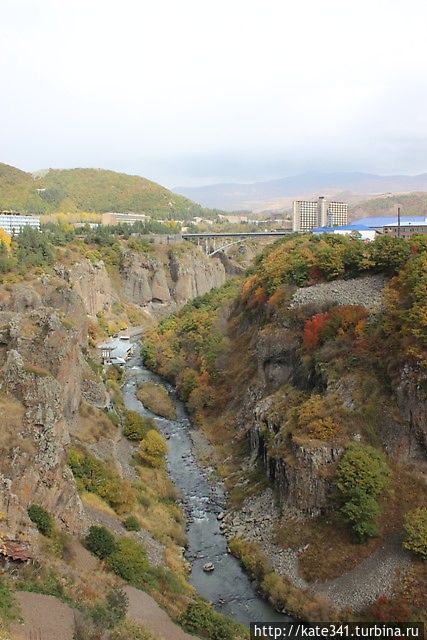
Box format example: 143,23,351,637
175,171,427,211
0,163,209,219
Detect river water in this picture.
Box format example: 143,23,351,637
122,354,289,626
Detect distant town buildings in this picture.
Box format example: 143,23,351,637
218,214,249,224
312,224,377,241
0,211,40,234
101,212,150,225
292,197,348,232
382,219,427,238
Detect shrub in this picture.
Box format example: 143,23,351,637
0,579,19,623
110,621,156,640
27,504,54,537
336,444,389,541
123,411,155,441
139,430,168,468
403,507,427,560
107,538,151,587
68,448,135,514
122,515,141,531
292,395,342,441
180,600,236,640
91,587,129,629
85,526,117,559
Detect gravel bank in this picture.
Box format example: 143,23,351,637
291,274,389,311
222,489,411,611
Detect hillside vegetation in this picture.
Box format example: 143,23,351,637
142,232,427,622
351,191,427,219
0,163,213,219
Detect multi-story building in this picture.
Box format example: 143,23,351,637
292,197,348,232
0,211,40,235
327,201,348,227
382,220,427,238
101,212,150,226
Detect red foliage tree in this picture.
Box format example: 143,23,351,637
303,312,329,351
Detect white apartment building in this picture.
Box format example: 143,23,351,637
292,197,348,232
0,211,40,235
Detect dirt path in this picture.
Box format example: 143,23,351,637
10,592,75,640
125,586,199,640
314,533,411,610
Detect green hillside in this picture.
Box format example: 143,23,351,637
0,163,45,212
0,163,209,219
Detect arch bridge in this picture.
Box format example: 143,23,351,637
181,231,291,256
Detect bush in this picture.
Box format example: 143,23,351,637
122,515,141,531
403,507,427,560
123,411,155,441
68,448,135,514
180,600,236,640
336,444,389,541
91,587,129,629
0,579,19,623
138,430,168,468
85,526,117,559
107,538,150,587
110,621,156,640
27,504,54,537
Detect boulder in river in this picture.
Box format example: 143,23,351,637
203,562,215,573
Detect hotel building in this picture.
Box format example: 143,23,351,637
292,197,348,232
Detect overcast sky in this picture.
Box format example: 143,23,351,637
1,0,427,186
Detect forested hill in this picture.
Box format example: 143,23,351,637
0,163,210,219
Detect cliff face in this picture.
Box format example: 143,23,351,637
0,278,95,539
232,276,427,517
119,245,226,317
0,243,228,540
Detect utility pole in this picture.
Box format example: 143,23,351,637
397,206,401,238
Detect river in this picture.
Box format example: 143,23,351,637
121,352,290,627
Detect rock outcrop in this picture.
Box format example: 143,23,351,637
120,245,226,317
0,242,229,540
0,278,92,538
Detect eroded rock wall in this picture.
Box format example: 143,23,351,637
120,245,226,317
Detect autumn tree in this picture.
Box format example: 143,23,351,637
336,443,389,542
139,430,167,468
403,507,427,560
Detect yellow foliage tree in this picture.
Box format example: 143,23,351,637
139,430,167,468
0,229,12,251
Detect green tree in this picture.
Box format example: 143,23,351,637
316,244,345,280
123,411,155,441
336,444,389,542
369,236,410,274
403,507,427,560
107,538,150,587
85,526,117,559
15,226,54,268
27,504,54,537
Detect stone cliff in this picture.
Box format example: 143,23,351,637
119,244,226,317
0,279,90,539
0,243,228,540
234,275,427,517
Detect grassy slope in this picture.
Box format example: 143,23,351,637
351,191,427,219
0,163,207,219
